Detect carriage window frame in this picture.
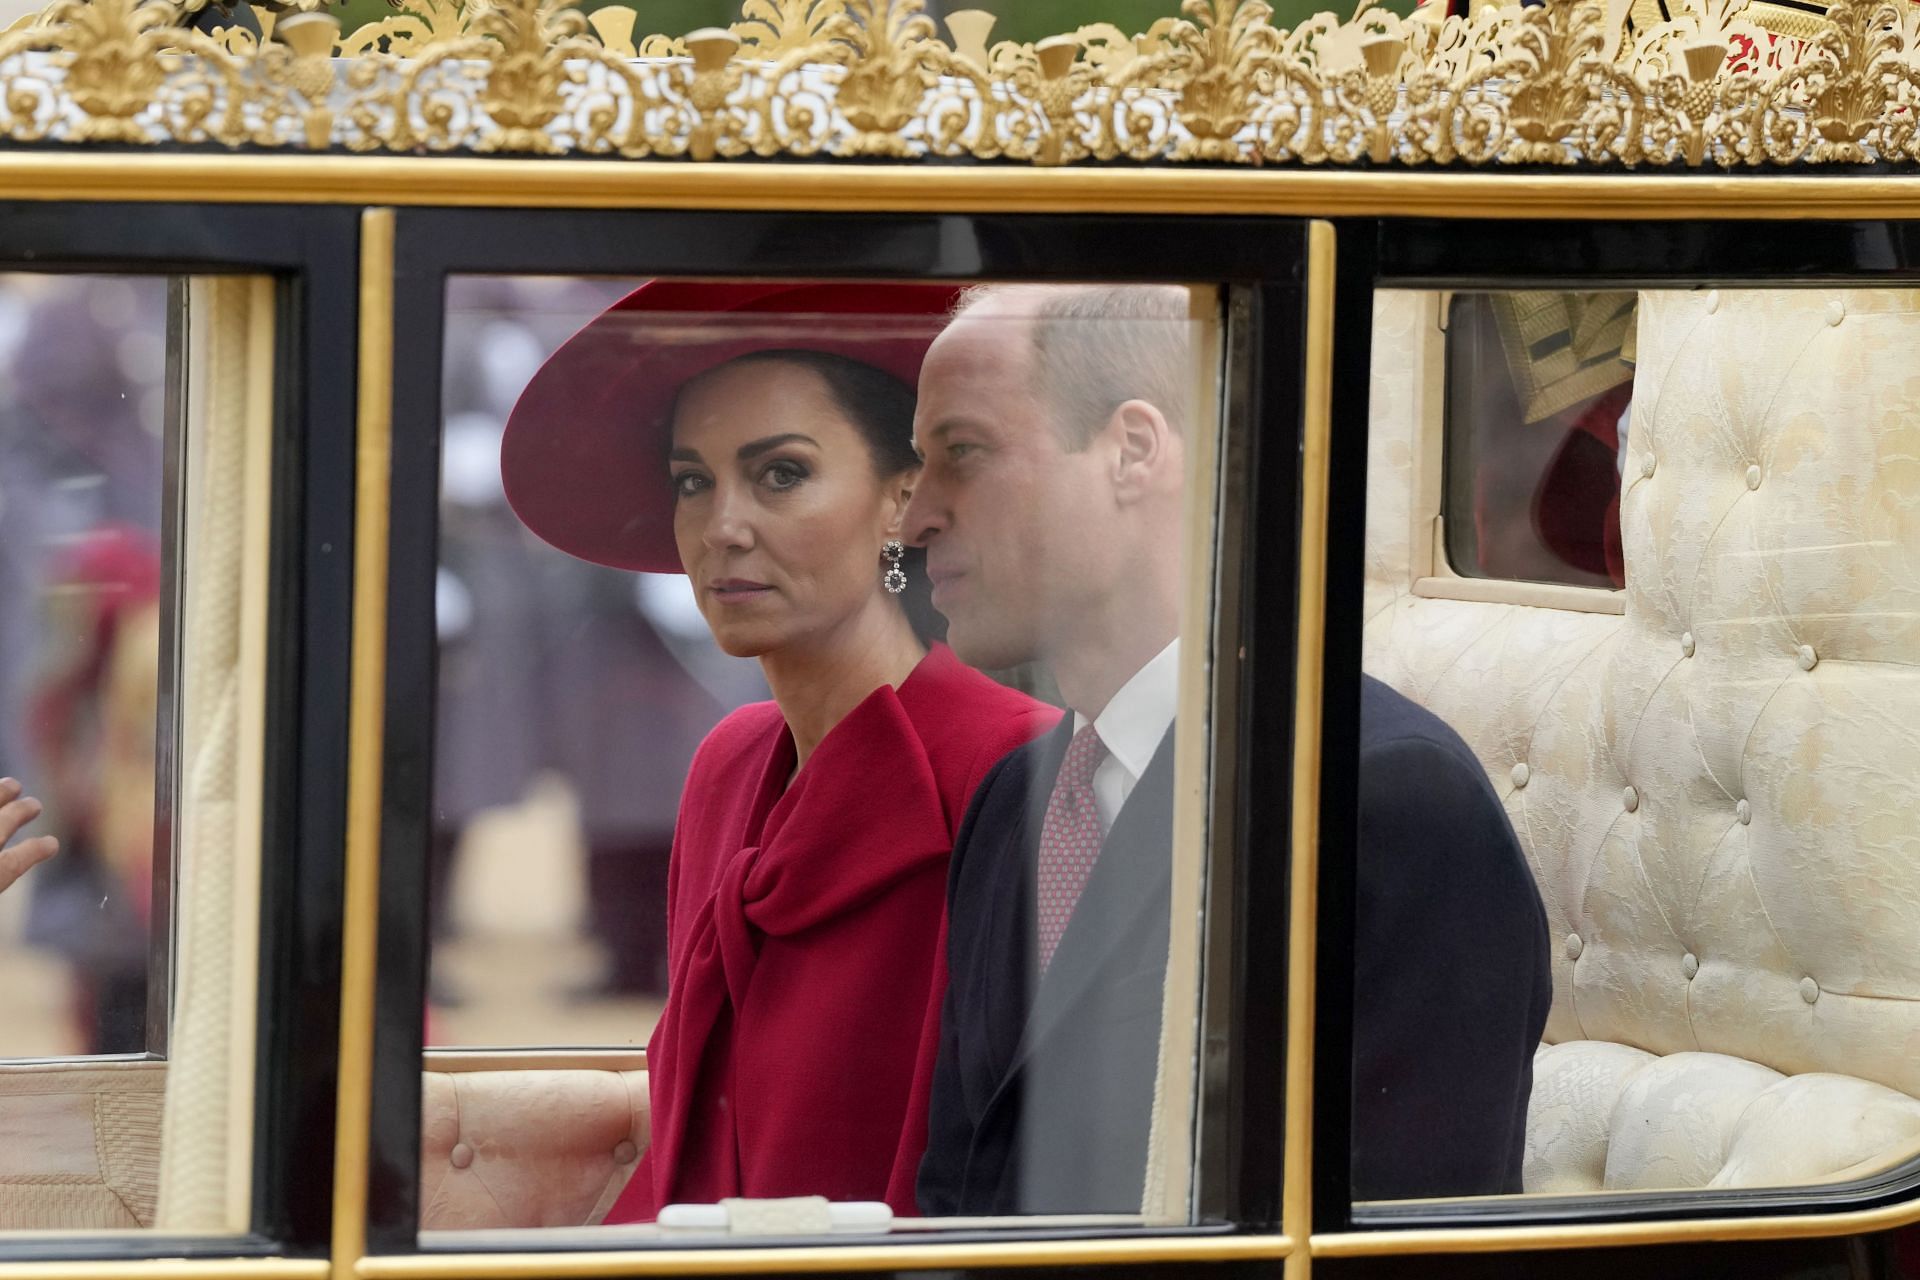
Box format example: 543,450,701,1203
1383,288,1629,618
0,202,357,1268
353,207,1323,1266
1318,216,1920,1245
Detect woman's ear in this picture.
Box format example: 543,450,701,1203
883,466,919,538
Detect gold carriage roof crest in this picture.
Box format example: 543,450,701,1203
3,0,1917,165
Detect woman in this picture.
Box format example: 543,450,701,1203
500,281,1056,1220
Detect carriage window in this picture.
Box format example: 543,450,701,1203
1360,285,1920,1208
422,276,1225,1236
0,273,274,1233
1443,291,1634,590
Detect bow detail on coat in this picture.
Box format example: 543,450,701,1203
643,682,951,1206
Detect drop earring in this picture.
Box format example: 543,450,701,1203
882,539,907,594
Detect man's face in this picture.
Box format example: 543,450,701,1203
904,307,1112,671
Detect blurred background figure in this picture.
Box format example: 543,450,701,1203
0,276,169,1058
23,527,162,1055
429,277,763,1046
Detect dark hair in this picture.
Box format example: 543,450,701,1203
693,348,945,645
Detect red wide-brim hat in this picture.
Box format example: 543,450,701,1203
501,280,960,574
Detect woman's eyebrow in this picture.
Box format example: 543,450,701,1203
667,446,703,463
736,432,819,460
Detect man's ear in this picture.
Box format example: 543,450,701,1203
1108,399,1177,502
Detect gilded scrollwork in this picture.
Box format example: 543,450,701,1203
736,0,845,56
0,0,1912,167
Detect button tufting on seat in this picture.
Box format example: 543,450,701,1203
1566,933,1583,961
1801,978,1821,1005
450,1143,474,1170
1737,798,1752,825
1746,464,1762,490
1640,453,1657,480
1623,785,1640,813
1827,298,1846,326
613,1140,638,1164
1797,644,1819,671
1705,290,1721,314
1682,952,1699,979
1680,631,1695,657
1511,762,1530,788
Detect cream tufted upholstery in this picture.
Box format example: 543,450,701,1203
419,1068,647,1229
1364,288,1920,1193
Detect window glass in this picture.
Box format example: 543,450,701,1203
1444,291,1634,590
0,273,274,1233
423,276,1225,1238
0,276,170,1060
1361,285,1920,1205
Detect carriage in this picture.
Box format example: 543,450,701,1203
0,0,1918,1277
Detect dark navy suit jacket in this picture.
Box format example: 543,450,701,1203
918,675,1551,1214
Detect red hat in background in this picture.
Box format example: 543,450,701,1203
501,280,960,574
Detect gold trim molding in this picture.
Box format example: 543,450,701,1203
1,0,1919,165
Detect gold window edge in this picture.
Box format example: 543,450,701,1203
331,207,396,1280
1278,220,1338,1280
0,1263,330,1280
1310,1186,1920,1254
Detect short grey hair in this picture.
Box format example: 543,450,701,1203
954,284,1192,449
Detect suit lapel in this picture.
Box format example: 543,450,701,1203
982,721,1072,1080
1000,725,1177,1087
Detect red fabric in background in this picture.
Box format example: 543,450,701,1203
1530,383,1630,589
608,645,1057,1221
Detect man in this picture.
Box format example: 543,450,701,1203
0,777,56,896
906,284,1550,1215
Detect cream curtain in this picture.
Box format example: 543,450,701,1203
153,276,276,1233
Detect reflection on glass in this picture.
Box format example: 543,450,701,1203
1364,286,1920,1202
429,278,757,1053
0,275,169,1060
425,278,1217,1235
0,272,270,1236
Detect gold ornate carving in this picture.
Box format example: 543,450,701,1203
2,0,1918,167
1132,0,1282,162
821,0,942,156
736,0,845,55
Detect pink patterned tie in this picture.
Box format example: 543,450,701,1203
1036,723,1109,973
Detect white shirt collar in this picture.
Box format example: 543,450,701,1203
1072,638,1180,787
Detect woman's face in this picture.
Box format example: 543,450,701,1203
668,359,910,659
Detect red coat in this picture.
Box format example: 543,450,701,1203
608,644,1057,1222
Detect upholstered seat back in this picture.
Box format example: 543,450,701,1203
0,1062,164,1229
1364,288,1920,1192
420,1067,647,1229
